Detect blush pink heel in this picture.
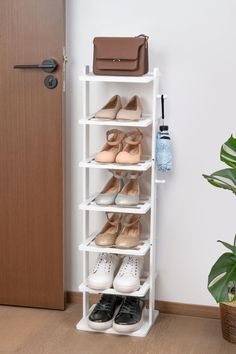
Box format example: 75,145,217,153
115,129,143,164
95,129,125,163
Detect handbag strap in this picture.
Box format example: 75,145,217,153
136,34,149,40
135,34,148,48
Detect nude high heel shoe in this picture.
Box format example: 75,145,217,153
95,129,125,163
95,95,122,120
115,171,142,206
115,129,143,164
116,95,142,121
115,214,141,249
95,170,126,205
95,213,122,247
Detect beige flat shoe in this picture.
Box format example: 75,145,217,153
116,95,142,121
115,129,143,164
115,171,142,206
95,95,122,120
95,213,122,247
95,129,125,163
115,214,141,249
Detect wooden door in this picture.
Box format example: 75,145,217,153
0,0,65,309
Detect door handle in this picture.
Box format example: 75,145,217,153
14,58,58,73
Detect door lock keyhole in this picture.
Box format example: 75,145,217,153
44,75,58,89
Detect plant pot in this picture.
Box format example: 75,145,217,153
220,302,236,344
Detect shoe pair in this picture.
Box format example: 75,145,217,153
87,253,143,293
95,213,141,249
95,95,142,121
88,294,144,333
95,170,142,207
95,128,143,164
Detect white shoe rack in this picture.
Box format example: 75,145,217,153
76,65,162,337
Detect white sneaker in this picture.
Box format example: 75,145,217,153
87,253,119,290
113,256,143,293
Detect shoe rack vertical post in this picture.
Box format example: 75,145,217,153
82,65,90,317
77,65,161,337
149,68,160,325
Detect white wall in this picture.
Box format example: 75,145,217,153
65,0,236,306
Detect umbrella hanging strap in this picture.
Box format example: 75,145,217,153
161,94,165,126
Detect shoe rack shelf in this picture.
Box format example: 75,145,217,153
79,71,155,83
79,232,150,256
76,306,159,338
76,65,160,337
79,155,152,171
79,114,153,127
79,195,151,214
79,273,150,298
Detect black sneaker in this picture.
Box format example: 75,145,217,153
88,294,122,330
113,296,144,333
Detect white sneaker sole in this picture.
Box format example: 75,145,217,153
113,311,144,333
88,304,121,331
87,279,113,290
113,281,140,293
88,317,114,331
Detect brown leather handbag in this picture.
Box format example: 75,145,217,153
93,35,149,76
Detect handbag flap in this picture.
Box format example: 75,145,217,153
94,37,145,62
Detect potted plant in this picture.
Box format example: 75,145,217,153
203,134,236,344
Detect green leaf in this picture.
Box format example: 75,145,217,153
208,252,236,303
220,135,236,168
218,240,236,256
203,168,236,195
